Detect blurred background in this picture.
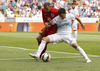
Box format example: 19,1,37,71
0,0,100,32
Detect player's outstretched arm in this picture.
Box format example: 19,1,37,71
75,17,85,30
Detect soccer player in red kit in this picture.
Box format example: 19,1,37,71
29,2,58,58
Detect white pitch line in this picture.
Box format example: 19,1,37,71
0,46,35,51
0,58,32,61
0,56,81,61
0,46,100,57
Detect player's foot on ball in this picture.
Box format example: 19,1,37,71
86,59,91,63
29,53,38,61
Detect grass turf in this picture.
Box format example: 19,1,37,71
0,32,100,71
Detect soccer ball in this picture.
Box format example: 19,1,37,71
41,53,51,62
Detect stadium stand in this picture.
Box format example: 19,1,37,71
0,0,100,18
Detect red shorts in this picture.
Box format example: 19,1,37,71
39,24,57,37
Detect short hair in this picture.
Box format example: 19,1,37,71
71,3,75,5
58,8,66,15
43,2,50,7
71,3,78,5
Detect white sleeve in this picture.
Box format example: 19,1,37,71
75,9,79,16
50,16,58,25
70,14,75,21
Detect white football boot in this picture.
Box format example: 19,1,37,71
86,59,91,63
29,53,39,61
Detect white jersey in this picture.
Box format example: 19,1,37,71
50,14,75,35
70,8,79,16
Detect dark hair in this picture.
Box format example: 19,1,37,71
71,3,76,5
71,3,78,5
58,8,66,15
43,2,50,7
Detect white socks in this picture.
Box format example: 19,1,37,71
74,31,77,40
36,40,46,58
76,46,89,60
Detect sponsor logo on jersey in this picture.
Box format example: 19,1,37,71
48,17,51,21
58,22,71,29
51,13,54,17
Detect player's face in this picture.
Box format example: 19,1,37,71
72,4,75,9
44,5,51,12
59,13,66,19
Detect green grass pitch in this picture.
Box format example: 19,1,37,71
0,32,100,71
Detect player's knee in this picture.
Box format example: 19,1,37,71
74,30,77,31
36,35,42,41
42,37,49,43
72,43,78,49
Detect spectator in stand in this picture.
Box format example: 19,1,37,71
94,9,99,18
80,9,83,17
26,5,31,12
28,0,33,4
6,8,14,18
98,4,100,12
86,9,92,18
15,11,19,17
60,0,65,8
19,11,25,17
24,1,28,7
26,10,30,17
0,0,100,18
16,0,21,8
5,0,9,6
1,2,6,14
96,15,100,23
11,0,17,6
37,3,42,10
20,0,25,5
50,2,55,8
37,0,42,6
82,9,86,17
65,0,69,6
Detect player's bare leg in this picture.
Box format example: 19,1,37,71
36,34,43,45
72,43,91,63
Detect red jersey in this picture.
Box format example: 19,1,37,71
42,7,58,23
42,7,58,35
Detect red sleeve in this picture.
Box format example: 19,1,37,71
42,9,46,24
53,8,59,16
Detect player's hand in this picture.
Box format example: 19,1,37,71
82,24,85,30
45,22,51,28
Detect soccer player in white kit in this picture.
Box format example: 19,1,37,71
30,8,91,63
70,3,79,40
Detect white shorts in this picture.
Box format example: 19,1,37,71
48,34,76,46
72,20,78,30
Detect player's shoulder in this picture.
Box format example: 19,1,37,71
66,13,74,16
51,8,58,10
54,15,59,19
42,8,46,13
73,8,78,11
51,8,58,13
66,13,75,18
